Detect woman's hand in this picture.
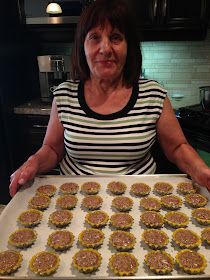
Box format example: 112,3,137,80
191,164,210,192
9,155,39,197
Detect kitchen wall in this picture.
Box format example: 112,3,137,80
141,29,210,109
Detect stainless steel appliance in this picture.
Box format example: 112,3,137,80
37,55,70,103
200,86,210,112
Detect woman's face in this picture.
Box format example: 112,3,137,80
84,21,127,82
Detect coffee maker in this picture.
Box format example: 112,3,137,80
37,55,70,103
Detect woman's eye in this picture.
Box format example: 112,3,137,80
110,33,123,42
89,33,100,41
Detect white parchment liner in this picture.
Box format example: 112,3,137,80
0,174,210,279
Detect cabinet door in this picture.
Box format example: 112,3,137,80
162,0,207,27
124,0,158,27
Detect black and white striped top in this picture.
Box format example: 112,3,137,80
53,79,167,175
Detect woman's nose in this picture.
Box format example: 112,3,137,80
99,38,111,54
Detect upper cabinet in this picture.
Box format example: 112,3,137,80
125,0,209,40
18,0,210,42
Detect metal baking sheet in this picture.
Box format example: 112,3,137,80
0,174,210,280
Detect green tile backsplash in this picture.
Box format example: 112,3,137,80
141,29,210,109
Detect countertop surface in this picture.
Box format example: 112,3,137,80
14,99,51,115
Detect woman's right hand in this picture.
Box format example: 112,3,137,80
9,155,40,197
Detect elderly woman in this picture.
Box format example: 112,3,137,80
10,0,210,196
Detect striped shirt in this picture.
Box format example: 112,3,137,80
53,79,167,175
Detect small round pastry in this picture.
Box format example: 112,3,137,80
8,228,37,248
201,227,210,245
109,230,136,251
47,230,74,250
107,181,127,195
142,229,169,249
28,195,51,210
140,211,164,228
112,196,133,212
18,209,43,227
109,252,138,276
0,250,22,275
29,251,60,276
72,249,102,273
177,181,197,194
59,182,79,195
176,249,207,274
81,181,101,194
36,184,57,197
144,250,174,274
164,211,189,228
81,195,103,210
153,182,173,195
160,195,182,210
78,228,104,248
130,182,151,196
185,193,208,208
140,196,161,211
85,210,109,228
56,195,78,210
192,207,210,225
172,228,201,249
110,213,134,230
49,209,73,227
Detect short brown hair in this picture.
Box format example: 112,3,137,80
70,0,142,86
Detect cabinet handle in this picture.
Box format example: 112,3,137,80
32,125,48,129
162,0,167,17
153,0,158,17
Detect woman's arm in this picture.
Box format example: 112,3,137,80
157,97,210,191
9,99,65,196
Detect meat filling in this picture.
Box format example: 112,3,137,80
19,211,42,223
112,254,137,272
113,197,133,209
50,210,72,223
32,252,58,272
147,251,173,269
0,251,20,270
178,251,204,268
49,231,72,246
10,229,36,243
75,251,99,267
82,196,102,208
111,213,133,227
193,208,210,220
174,229,199,245
81,229,103,243
111,232,134,247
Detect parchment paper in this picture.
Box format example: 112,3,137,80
0,174,209,280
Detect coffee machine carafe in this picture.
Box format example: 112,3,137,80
37,55,70,103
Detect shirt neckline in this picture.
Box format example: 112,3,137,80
78,81,139,120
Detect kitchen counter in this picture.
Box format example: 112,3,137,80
14,99,51,115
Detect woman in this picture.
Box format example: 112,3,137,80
9,0,210,196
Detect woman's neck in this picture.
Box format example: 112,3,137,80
87,75,125,96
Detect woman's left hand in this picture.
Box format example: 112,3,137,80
191,165,210,192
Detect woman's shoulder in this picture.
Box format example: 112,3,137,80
54,79,80,93
138,78,167,94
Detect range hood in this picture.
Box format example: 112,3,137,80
26,16,79,25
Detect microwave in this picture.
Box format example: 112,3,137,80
23,0,88,25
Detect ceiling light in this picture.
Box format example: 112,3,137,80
46,2,62,14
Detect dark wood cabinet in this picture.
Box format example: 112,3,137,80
15,114,59,174
16,114,49,163
125,0,209,40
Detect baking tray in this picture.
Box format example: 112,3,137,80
0,174,210,280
